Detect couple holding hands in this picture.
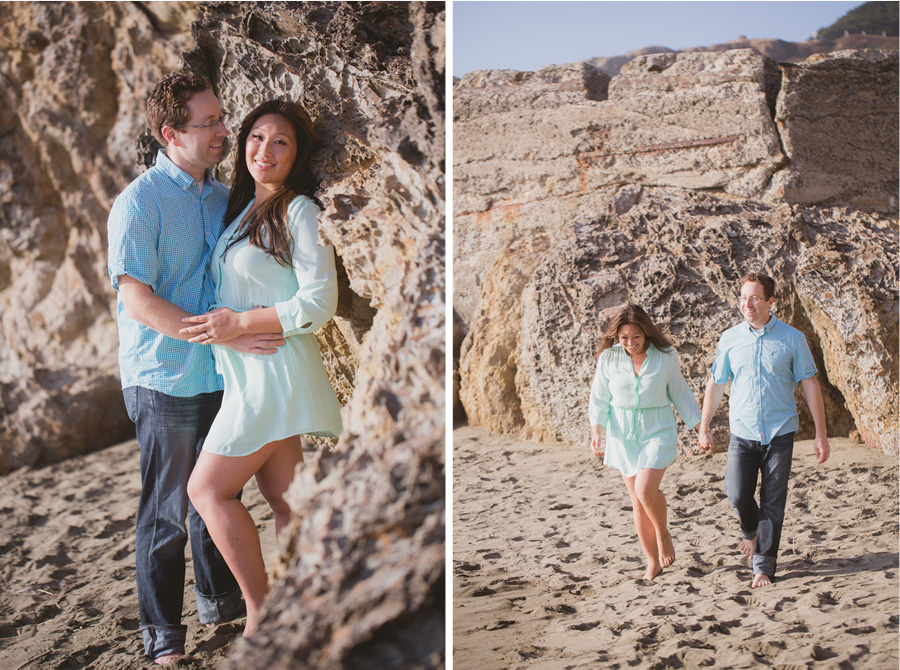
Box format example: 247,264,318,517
589,273,831,589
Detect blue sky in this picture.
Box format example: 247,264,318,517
453,1,866,75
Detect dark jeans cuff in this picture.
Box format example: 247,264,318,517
141,624,187,659
752,554,776,577
195,585,246,625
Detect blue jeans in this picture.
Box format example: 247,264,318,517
124,387,245,660
724,431,795,578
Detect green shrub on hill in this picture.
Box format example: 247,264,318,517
818,1,899,39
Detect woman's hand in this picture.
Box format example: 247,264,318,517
180,307,245,344
697,426,714,451
590,425,605,458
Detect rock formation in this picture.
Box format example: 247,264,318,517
1,1,444,667
455,49,898,456
588,32,899,76
0,1,199,474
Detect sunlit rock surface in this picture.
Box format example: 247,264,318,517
455,48,898,456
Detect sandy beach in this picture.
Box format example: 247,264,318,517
453,426,899,669
0,439,281,669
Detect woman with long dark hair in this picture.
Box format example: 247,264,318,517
180,100,342,636
589,305,700,581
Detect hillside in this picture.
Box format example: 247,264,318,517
818,0,899,39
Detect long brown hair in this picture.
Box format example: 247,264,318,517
223,99,320,267
597,305,674,356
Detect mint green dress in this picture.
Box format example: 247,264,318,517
203,196,343,457
589,343,701,476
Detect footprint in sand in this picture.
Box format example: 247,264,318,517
784,622,809,634
95,518,132,540
26,513,49,527
846,625,877,635
773,595,796,611
502,577,528,586
471,587,496,597
811,645,839,661
455,562,481,573
517,645,547,660
548,503,573,511
706,619,742,634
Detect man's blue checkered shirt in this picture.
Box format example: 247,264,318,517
107,150,226,396
710,314,818,444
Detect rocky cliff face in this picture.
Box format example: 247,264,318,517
455,49,898,455
588,32,898,76
0,1,193,475
1,1,444,667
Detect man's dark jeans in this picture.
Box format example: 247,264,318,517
724,431,796,578
124,387,244,660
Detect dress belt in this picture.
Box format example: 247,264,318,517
610,404,670,441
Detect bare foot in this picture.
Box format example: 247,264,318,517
154,653,183,665
739,537,755,557
641,562,663,581
658,531,676,568
751,573,772,588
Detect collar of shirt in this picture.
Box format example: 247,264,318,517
744,312,779,337
155,149,214,197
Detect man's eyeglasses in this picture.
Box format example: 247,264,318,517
177,112,229,130
739,295,766,304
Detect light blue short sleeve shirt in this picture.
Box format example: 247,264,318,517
710,314,818,444
107,150,227,396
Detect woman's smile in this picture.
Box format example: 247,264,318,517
246,114,297,193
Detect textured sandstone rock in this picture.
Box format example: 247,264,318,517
453,49,787,327
453,92,604,216
514,194,892,453
791,212,899,453
0,1,194,473
769,50,899,210
454,62,608,122
605,50,784,198
205,3,446,668
588,34,898,76
455,48,899,455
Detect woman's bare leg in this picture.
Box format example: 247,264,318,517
188,437,297,637
255,435,303,541
634,467,675,568
623,475,662,580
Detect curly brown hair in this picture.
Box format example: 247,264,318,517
146,72,213,146
740,272,776,300
597,305,674,356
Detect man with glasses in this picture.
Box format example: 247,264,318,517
698,272,830,589
107,72,284,664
